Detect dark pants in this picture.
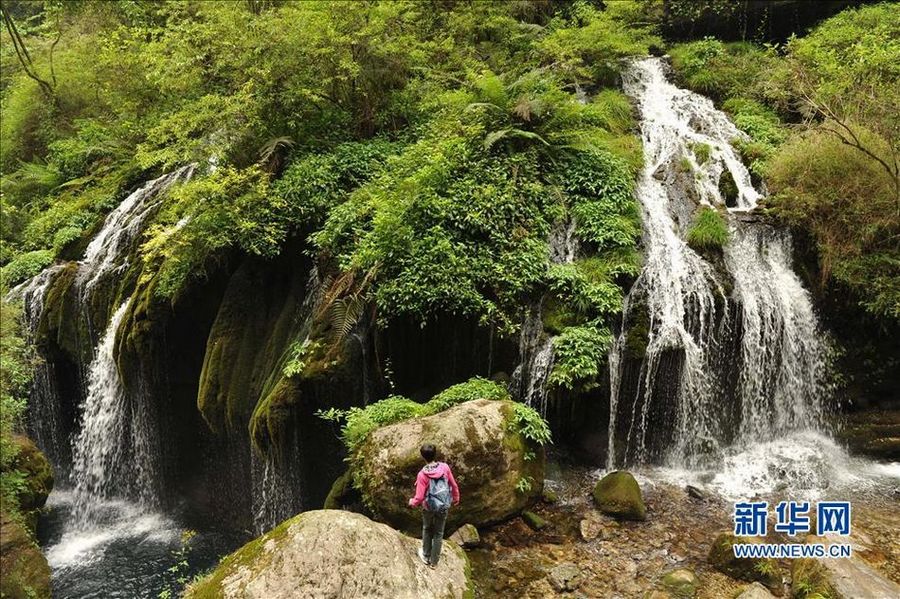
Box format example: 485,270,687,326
422,508,448,565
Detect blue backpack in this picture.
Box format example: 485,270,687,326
425,474,452,512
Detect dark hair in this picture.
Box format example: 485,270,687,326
420,444,437,462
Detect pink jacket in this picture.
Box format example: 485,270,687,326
408,461,460,509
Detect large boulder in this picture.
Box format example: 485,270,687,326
353,399,544,532
592,470,646,520
185,510,471,599
0,511,51,599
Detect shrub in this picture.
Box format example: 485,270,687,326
767,129,898,319
0,250,53,287
686,207,729,251
549,324,613,390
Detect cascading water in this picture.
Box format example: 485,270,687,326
608,57,833,475
6,265,70,470
513,218,579,416
78,165,195,297
70,299,161,523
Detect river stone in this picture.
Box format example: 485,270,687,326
0,511,51,599
592,471,646,520
522,510,548,531
448,523,480,548
353,399,544,532
659,568,698,598
548,562,583,592
185,510,471,599
735,582,776,599
708,533,779,588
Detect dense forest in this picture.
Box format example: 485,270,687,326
0,1,897,598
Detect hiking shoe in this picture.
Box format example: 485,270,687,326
417,547,429,565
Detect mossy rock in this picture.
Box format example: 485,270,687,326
708,533,779,589
184,510,472,599
522,510,548,531
592,470,646,521
323,469,359,510
0,511,51,599
353,399,544,533
8,436,53,519
660,568,699,598
718,170,739,208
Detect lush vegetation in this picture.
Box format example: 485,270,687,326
670,3,900,320
317,377,550,456
687,207,729,252
0,301,35,522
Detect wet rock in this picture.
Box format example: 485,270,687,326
708,533,779,589
448,523,480,548
542,488,559,504
685,485,705,501
592,471,646,521
548,562,583,592
736,582,776,599
353,399,544,532
185,510,471,599
0,511,50,599
659,568,698,598
522,510,548,531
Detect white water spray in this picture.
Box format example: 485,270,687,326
609,58,832,471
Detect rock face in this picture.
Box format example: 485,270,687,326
592,471,646,520
186,510,471,599
353,399,545,532
708,533,779,588
0,511,51,599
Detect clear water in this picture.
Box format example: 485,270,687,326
40,490,246,599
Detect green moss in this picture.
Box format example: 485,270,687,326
687,207,729,252
186,514,298,599
522,510,548,530
678,157,693,173
592,470,646,521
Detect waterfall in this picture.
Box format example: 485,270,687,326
70,299,160,523
607,57,831,469
4,166,195,532
725,224,830,440
513,217,578,416
78,165,195,296
6,265,70,471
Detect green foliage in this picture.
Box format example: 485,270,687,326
426,377,510,413
0,250,53,287
318,376,547,456
670,38,780,103
508,402,552,446
768,129,899,319
0,302,36,520
691,142,711,165
687,207,729,251
548,324,613,390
